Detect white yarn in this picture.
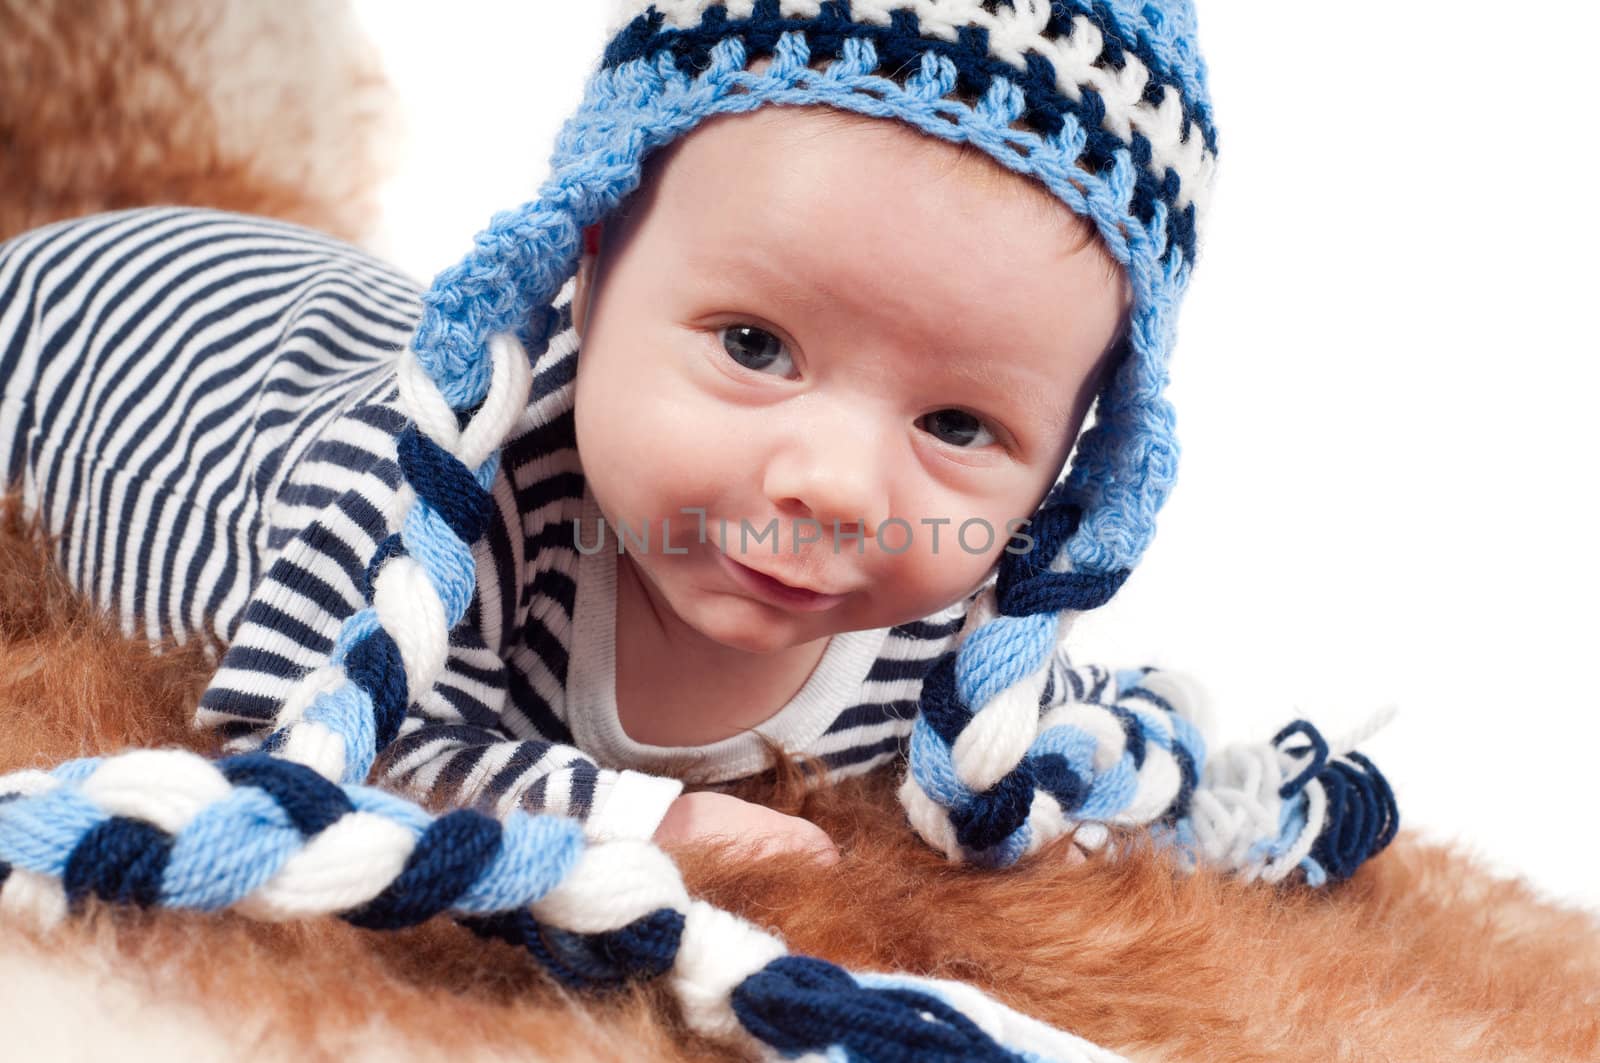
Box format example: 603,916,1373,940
672,899,788,1042
952,669,1049,793
396,354,461,456
897,772,964,863
278,719,350,782
232,811,416,921
273,666,349,729
371,554,449,699
855,972,1131,1063
529,839,690,934
0,769,59,799
1040,703,1129,773
457,332,535,470
79,751,233,835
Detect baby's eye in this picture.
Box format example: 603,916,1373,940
720,325,794,376
918,409,998,449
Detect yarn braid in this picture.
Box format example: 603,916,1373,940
900,508,1398,877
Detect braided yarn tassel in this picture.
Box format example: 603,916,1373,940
901,526,1398,881
0,746,1128,1061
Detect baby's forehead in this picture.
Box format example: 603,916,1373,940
636,105,1118,286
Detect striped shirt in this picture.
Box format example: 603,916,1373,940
1,207,1105,839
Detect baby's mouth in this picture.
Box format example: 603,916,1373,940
715,550,850,612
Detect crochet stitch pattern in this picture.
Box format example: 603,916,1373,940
0,3,1398,1058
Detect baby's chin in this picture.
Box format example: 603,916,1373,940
691,596,968,656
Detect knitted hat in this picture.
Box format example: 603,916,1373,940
403,0,1218,861
423,0,1216,597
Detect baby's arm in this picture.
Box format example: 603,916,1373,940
198,397,835,856
197,466,686,843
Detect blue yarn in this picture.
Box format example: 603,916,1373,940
477,906,686,989
916,653,967,747
954,611,1057,710
345,809,504,930
396,424,494,546
732,955,1025,1062
1072,754,1139,820
343,629,408,748
400,488,481,625
0,782,108,875
1272,720,1330,799
907,715,971,810
219,753,356,835
1107,704,1148,768
1166,711,1208,781
330,605,380,662
160,786,301,910
1309,753,1398,882
1164,741,1199,823
302,681,380,783
451,812,584,913
63,816,172,908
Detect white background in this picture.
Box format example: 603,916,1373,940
351,1,1600,911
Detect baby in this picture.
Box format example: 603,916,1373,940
0,2,1394,881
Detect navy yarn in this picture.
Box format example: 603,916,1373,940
604,4,1204,266
916,653,967,746
1309,752,1399,882
1163,741,1198,824
343,628,408,748
344,809,503,929
1271,721,1399,882
63,816,173,909
994,504,1131,616
1108,704,1147,768
219,753,356,835
732,955,1023,1062
1272,719,1331,799
468,907,685,988
1027,751,1088,813
950,768,1035,852
395,425,494,547
535,908,684,987
362,533,408,599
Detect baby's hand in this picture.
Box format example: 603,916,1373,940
652,791,840,866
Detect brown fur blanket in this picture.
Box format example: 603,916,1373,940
0,0,397,246
3,500,1599,1060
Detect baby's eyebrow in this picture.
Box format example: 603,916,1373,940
929,354,1072,431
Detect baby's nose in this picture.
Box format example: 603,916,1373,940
763,429,888,540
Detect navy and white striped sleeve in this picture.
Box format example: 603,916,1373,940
0,207,670,836
198,385,678,834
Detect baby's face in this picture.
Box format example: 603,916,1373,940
572,107,1128,656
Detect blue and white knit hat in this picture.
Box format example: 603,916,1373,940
428,0,1216,600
